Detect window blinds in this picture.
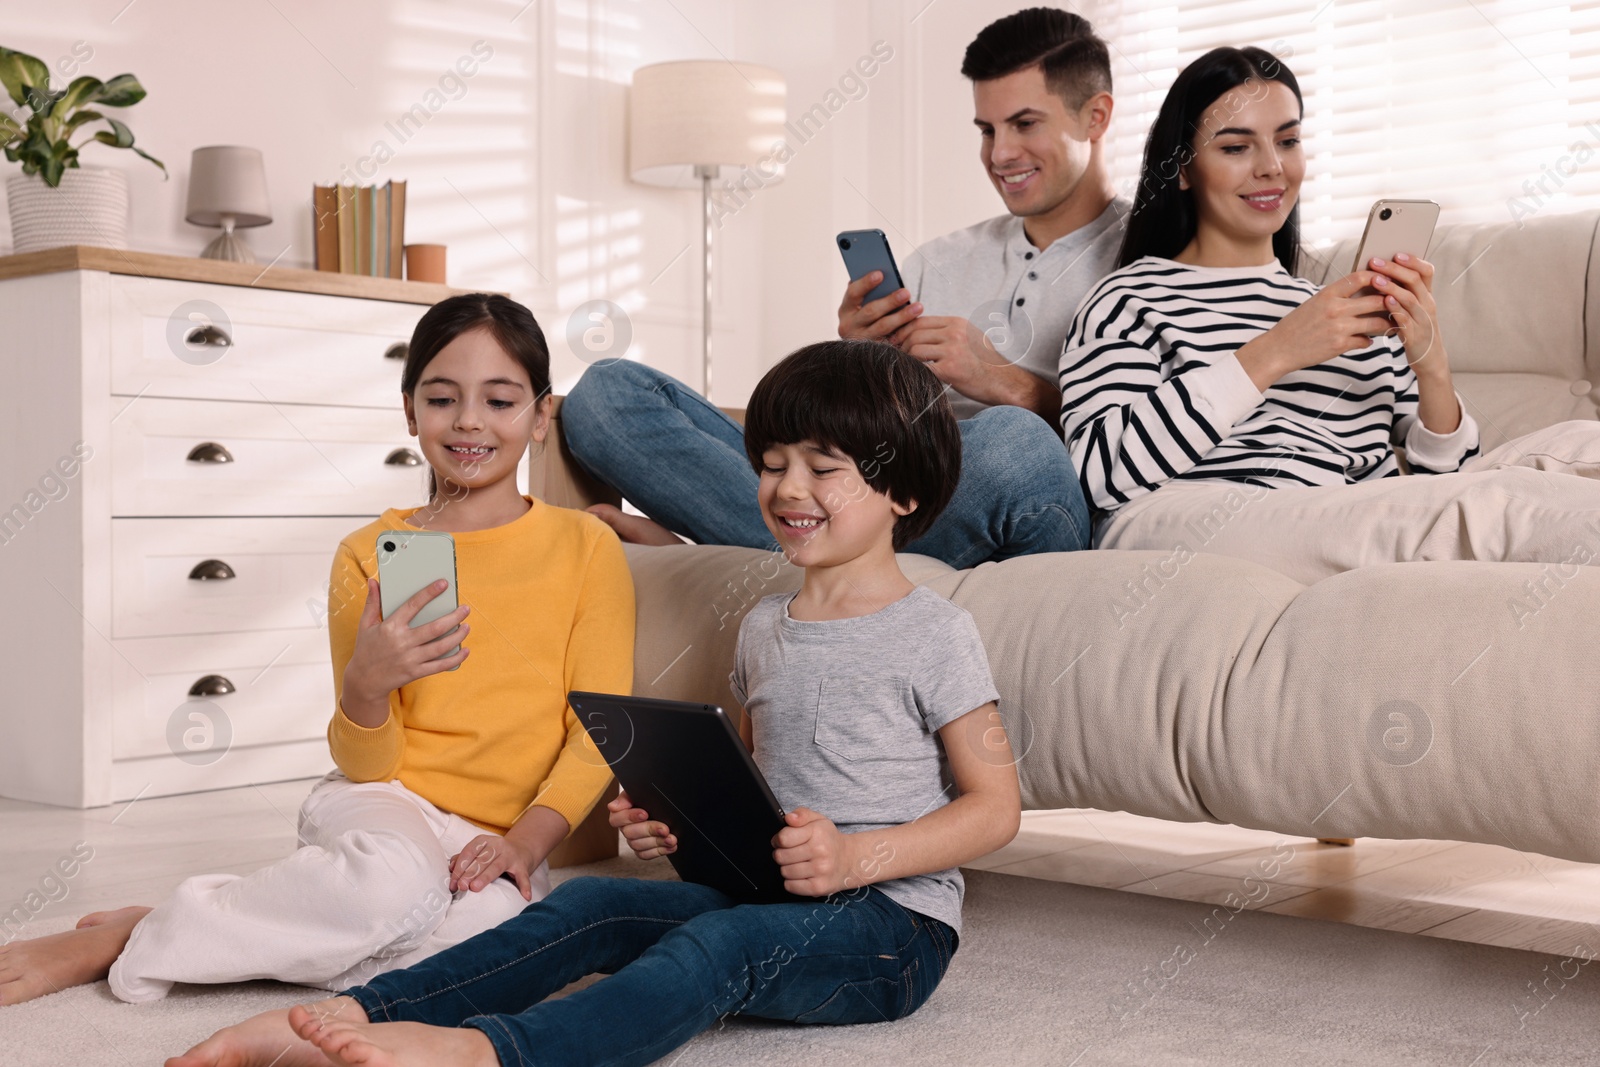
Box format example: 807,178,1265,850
1091,0,1598,248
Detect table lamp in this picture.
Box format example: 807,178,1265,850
185,146,273,263
629,60,787,398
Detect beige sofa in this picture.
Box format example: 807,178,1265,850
538,209,1600,867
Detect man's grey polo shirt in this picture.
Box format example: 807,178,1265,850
900,197,1130,420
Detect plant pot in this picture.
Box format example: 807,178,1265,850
5,166,130,253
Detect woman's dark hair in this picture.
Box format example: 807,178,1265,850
960,7,1111,109
401,293,551,499
1118,46,1303,273
743,340,960,551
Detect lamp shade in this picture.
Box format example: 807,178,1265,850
185,145,272,228
629,60,787,189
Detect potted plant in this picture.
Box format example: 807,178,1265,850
0,45,165,253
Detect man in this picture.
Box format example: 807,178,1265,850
561,7,1126,569
839,6,1127,425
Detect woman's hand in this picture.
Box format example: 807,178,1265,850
340,577,469,726
449,834,537,899
1235,272,1393,391
772,808,861,897
608,791,676,860
1368,253,1450,377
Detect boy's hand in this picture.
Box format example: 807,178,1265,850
448,834,537,900
608,790,676,860
773,807,860,897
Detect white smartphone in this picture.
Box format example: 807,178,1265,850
1352,199,1440,273
375,530,461,668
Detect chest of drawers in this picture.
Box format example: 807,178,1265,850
0,248,494,808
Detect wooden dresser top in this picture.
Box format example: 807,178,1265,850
0,245,489,305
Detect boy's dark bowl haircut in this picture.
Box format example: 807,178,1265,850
743,340,961,550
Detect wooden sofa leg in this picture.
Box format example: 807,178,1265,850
1316,837,1355,847
549,782,620,868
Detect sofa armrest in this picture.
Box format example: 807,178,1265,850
529,396,622,511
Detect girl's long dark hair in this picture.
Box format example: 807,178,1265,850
401,293,552,500
1118,46,1303,273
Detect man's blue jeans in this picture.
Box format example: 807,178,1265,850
560,361,1090,569
342,875,957,1067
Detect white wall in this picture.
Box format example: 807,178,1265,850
0,0,767,402
0,0,1058,406
729,0,1026,375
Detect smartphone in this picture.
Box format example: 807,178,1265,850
1351,199,1440,274
837,229,906,305
375,530,462,668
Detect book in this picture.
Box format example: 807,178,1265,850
375,183,389,278
319,181,407,276
388,179,406,279
336,184,355,274
312,184,338,272
356,185,373,276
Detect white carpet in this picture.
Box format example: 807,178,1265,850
3,858,1597,1066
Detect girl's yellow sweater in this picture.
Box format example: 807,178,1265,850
325,495,634,836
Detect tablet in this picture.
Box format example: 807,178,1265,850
568,691,806,904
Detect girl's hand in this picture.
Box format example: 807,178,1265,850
1368,253,1449,376
772,808,860,897
449,834,537,899
608,791,676,860
341,577,470,717
1235,273,1393,390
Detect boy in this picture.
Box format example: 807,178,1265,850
169,339,1021,1067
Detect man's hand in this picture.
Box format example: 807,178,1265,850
838,272,922,341
449,834,538,900
891,314,1008,398
772,807,862,897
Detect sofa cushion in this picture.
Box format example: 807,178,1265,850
625,542,1600,866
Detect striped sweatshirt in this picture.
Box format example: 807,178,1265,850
1058,256,1481,512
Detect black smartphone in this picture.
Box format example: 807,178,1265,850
837,229,906,305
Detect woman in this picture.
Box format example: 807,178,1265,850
1059,46,1600,585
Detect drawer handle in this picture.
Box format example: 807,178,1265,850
385,447,423,467
185,324,233,350
188,559,236,581
186,441,235,464
384,341,409,361
187,674,236,697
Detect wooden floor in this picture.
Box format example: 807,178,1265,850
4,779,1598,958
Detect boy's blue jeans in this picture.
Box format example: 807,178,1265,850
342,875,958,1067
560,360,1091,570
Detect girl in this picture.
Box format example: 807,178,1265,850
1059,46,1600,585
0,294,633,1005
167,339,1021,1067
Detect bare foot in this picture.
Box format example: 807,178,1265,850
76,904,151,929
0,905,150,1005
586,503,684,546
291,1004,499,1067
165,997,363,1067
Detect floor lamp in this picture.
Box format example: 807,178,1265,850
629,60,787,400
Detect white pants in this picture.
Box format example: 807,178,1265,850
1095,420,1600,586
108,773,546,1003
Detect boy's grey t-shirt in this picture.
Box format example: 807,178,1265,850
728,585,1001,935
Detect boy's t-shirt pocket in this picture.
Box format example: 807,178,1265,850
812,675,919,763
